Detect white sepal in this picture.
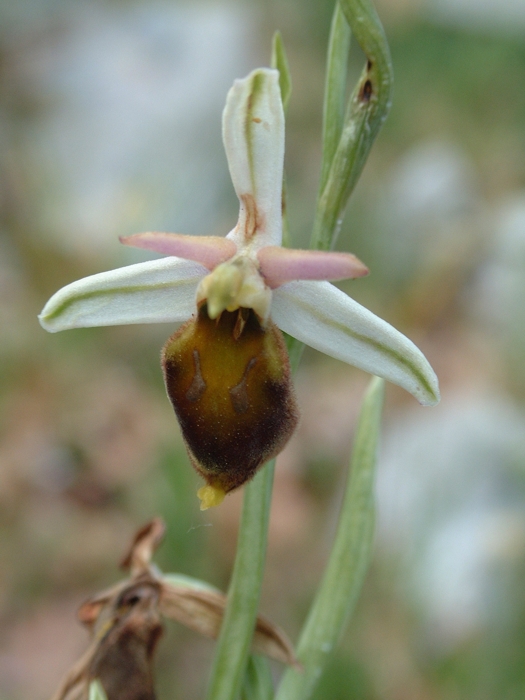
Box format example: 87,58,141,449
271,280,440,406
222,68,284,250
39,257,207,331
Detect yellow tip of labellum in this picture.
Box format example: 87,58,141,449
197,485,226,510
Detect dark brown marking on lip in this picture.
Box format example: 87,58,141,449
360,79,373,103
233,308,248,341
186,349,206,403
229,357,257,415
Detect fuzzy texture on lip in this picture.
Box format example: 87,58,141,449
162,303,299,500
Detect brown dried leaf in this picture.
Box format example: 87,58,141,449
86,581,163,700
251,613,302,670
119,517,166,575
159,584,300,668
52,580,163,700
77,582,129,630
51,517,300,700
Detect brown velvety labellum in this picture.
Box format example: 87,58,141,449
162,304,299,493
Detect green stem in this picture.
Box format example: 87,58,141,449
205,461,275,700
271,31,293,249
311,0,393,251
319,3,352,194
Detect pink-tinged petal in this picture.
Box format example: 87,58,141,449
257,246,369,289
120,233,237,270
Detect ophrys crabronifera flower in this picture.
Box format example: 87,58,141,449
39,68,439,509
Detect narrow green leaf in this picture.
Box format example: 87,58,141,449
319,3,351,194
271,31,292,113
162,572,222,595
275,377,385,700
89,680,108,700
271,30,292,248
311,0,393,251
339,0,392,87
205,461,275,700
241,655,274,700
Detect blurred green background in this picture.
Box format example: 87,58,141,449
1,0,525,698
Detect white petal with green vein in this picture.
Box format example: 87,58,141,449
222,68,284,250
39,257,206,331
271,280,439,406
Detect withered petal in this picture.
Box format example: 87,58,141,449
120,518,166,575
159,584,300,668
77,581,130,630
50,644,97,700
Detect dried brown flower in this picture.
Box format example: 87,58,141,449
51,518,298,700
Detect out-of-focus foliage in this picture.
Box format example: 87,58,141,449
1,0,525,698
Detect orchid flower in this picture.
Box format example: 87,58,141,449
39,68,439,510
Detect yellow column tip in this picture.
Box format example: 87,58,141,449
197,484,226,510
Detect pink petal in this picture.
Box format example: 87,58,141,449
120,233,237,270
257,246,369,289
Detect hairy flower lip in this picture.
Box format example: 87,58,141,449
162,303,299,504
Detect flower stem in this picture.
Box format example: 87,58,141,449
311,0,393,251
205,460,275,700
319,2,351,195
206,34,300,700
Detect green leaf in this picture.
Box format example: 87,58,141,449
311,0,393,251
89,680,108,700
271,30,292,249
275,377,385,700
241,655,274,700
319,3,352,194
271,31,292,113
